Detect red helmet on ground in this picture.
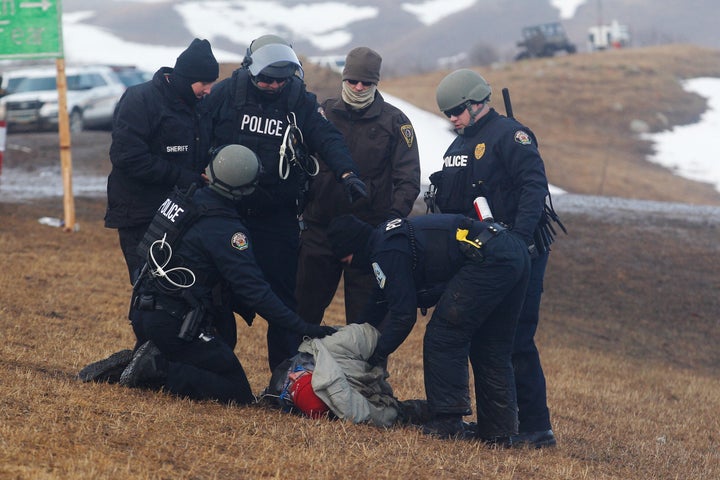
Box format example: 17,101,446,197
289,372,328,419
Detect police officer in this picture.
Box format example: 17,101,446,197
431,69,562,448
118,145,336,404
106,38,220,284
326,214,530,443
79,39,221,384
296,46,421,327
206,34,368,371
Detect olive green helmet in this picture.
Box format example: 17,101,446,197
436,69,492,112
206,144,262,199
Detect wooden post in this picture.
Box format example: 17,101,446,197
55,58,76,232
0,120,6,175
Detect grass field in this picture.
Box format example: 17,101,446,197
1,44,720,479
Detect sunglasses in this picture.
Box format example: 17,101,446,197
255,74,290,85
443,104,468,118
346,79,374,87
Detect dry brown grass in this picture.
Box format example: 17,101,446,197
381,44,720,206
2,44,720,479
2,198,718,479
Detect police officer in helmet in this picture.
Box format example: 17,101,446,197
118,145,336,404
206,34,368,372
432,69,561,448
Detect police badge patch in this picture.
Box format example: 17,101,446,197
231,232,249,251
514,130,532,145
372,262,387,289
474,143,486,160
400,124,415,148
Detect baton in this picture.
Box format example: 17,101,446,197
502,87,514,119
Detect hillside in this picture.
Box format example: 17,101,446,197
59,0,720,73
1,44,719,479
379,44,720,205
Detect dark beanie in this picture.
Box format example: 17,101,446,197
342,47,382,84
174,38,219,83
327,214,374,259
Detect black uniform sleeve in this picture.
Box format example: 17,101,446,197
499,126,549,241
200,218,308,334
297,91,359,181
371,248,419,359
109,84,201,188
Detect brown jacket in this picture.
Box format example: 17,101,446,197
303,92,421,227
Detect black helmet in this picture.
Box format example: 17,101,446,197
244,34,304,80
206,145,262,200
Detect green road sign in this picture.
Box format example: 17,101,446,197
0,0,63,59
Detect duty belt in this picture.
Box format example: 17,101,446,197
456,222,506,261
133,293,190,319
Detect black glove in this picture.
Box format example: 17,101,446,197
509,230,539,259
341,172,368,203
303,324,338,339
368,351,387,369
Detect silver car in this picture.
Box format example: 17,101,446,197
0,65,126,132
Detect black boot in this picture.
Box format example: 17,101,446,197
119,341,167,389
422,414,468,439
511,429,557,448
78,349,133,383
398,399,432,426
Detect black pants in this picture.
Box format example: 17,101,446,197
131,309,254,404
296,223,376,325
513,251,552,433
118,224,149,285
243,208,302,371
423,232,530,438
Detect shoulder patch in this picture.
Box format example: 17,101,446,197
400,124,414,148
514,130,532,145
372,262,387,289
231,232,249,251
474,143,486,160
385,218,403,231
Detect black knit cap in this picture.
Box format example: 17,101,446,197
174,38,219,83
327,214,374,259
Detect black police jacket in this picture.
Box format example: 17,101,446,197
206,68,358,213
105,67,212,229
141,187,309,334
433,108,549,243
361,214,475,359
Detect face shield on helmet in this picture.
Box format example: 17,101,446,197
244,35,304,92
248,44,304,80
205,144,262,200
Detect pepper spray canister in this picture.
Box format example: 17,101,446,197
473,196,494,222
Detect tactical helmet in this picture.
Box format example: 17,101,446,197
206,144,261,199
436,69,492,112
245,34,304,80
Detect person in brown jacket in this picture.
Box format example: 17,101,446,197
295,46,421,326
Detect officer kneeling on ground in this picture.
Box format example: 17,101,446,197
118,145,336,404
326,214,530,444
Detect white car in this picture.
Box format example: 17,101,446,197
0,66,42,97
0,65,126,132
